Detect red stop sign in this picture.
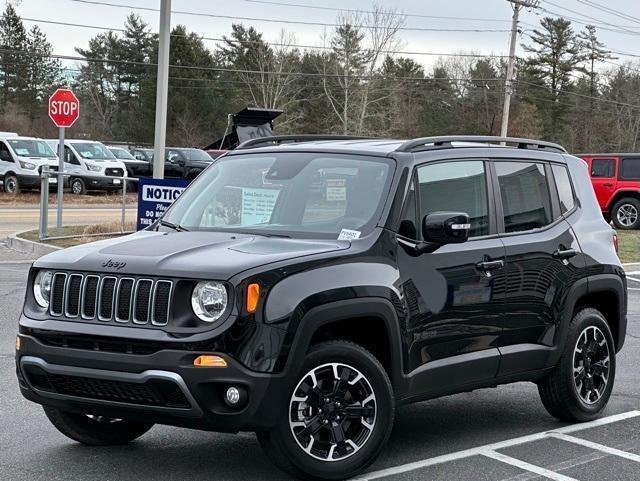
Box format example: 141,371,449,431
49,88,80,128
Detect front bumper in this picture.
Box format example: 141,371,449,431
16,331,289,433
16,173,63,189
83,175,125,191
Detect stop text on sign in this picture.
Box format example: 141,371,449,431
48,88,80,128
50,100,78,116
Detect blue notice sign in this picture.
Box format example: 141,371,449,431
137,177,189,230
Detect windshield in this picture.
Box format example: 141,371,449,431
8,139,56,158
109,147,135,160
182,149,213,161
71,142,116,162
162,152,393,238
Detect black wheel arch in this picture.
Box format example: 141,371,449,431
554,274,627,367
607,190,640,213
277,297,407,398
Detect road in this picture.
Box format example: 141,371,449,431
0,245,639,481
0,207,136,238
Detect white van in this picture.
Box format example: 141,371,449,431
45,139,128,195
0,134,60,194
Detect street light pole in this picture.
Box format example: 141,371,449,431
500,0,539,138
153,0,171,179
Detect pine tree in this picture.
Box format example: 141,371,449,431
522,17,582,140
23,25,60,119
0,3,28,110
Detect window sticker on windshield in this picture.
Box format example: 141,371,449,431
326,178,346,201
241,188,280,225
15,148,29,156
338,229,361,241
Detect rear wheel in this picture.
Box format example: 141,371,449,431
43,406,153,445
612,197,640,229
70,177,86,195
257,340,394,481
4,173,20,194
538,308,616,422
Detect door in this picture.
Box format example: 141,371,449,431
589,157,617,211
0,141,12,175
396,160,505,390
494,160,583,375
165,149,183,178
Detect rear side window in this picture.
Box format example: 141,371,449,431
620,157,640,180
416,160,489,237
552,165,576,214
495,161,553,233
591,158,615,178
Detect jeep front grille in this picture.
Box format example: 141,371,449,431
49,273,172,326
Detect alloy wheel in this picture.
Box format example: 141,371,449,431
616,203,638,227
573,326,610,405
289,362,376,462
72,180,83,194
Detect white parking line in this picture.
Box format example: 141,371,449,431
355,410,640,480
482,450,579,481
548,433,640,463
626,276,640,283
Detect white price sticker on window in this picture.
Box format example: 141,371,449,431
338,229,361,241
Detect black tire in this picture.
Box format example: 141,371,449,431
43,406,153,445
611,197,640,229
4,173,20,194
257,340,394,481
538,308,616,422
70,177,86,195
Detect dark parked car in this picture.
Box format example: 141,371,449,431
107,146,152,179
16,136,626,481
129,147,213,180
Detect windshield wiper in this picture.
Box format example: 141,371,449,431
158,219,189,232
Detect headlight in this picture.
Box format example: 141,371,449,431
191,281,227,323
34,270,53,308
86,163,102,172
19,161,37,170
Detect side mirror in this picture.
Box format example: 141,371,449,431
422,212,471,245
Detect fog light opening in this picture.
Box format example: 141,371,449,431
224,386,247,408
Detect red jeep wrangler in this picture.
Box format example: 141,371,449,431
580,154,640,229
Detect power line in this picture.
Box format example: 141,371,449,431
241,0,513,23
68,0,511,33
540,0,640,35
575,0,640,26
20,16,510,59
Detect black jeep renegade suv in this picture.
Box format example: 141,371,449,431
16,136,627,480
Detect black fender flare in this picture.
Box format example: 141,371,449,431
278,297,407,396
551,273,626,367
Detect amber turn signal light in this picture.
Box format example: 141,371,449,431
15,336,21,351
193,355,227,368
247,283,260,313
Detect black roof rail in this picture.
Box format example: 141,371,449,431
396,136,567,153
235,135,374,150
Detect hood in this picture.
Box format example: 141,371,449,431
34,230,351,280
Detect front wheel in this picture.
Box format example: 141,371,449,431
257,341,394,481
538,308,616,422
3,173,20,194
43,407,154,445
70,177,86,195
612,197,640,229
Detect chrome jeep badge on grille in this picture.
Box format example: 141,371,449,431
101,259,127,270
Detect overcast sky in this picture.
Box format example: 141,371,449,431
11,0,640,71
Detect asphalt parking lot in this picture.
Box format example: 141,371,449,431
1,247,639,481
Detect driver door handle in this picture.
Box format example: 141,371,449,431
553,248,578,260
476,259,504,271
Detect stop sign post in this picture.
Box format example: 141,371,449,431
48,88,80,235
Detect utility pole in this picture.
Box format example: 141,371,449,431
501,0,539,138
153,0,171,179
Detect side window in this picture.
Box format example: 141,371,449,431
552,165,576,215
133,151,145,161
64,146,80,165
620,157,640,180
591,158,615,178
0,142,13,162
495,161,553,233
416,161,489,238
